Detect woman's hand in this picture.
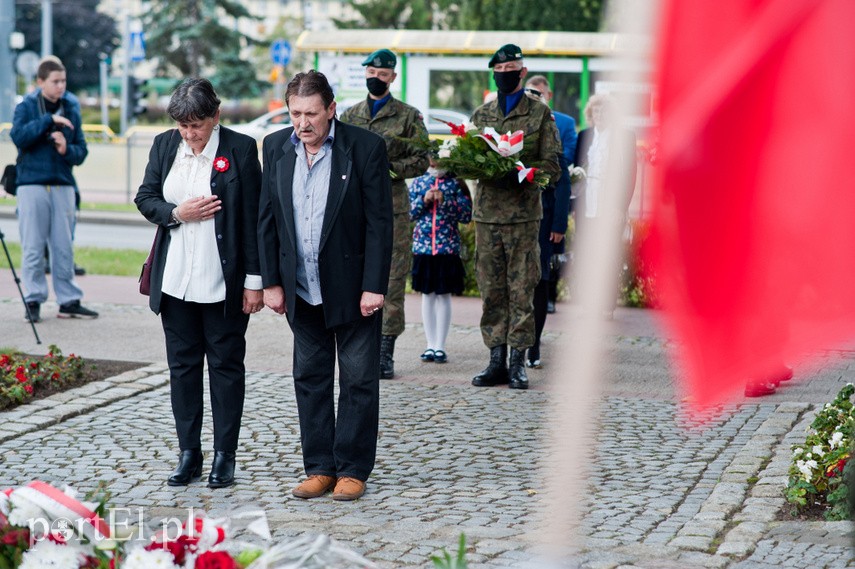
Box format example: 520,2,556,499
177,195,221,222
243,289,264,314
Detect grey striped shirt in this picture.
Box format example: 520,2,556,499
291,122,335,305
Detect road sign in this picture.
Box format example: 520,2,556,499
129,31,146,62
15,50,40,78
270,39,291,66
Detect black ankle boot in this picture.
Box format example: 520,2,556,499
208,451,236,488
380,335,396,379
509,347,529,390
167,449,203,486
472,345,509,387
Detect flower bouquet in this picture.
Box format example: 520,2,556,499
0,481,378,568
419,120,550,188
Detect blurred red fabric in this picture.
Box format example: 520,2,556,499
647,0,855,405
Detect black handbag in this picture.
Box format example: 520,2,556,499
1,164,16,196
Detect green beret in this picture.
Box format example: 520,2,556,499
488,43,523,68
362,48,397,69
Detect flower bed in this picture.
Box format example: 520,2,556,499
0,346,85,410
785,383,854,520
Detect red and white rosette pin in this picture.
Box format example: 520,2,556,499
13,481,111,541
213,156,230,173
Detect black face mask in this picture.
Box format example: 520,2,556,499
366,77,389,97
493,69,522,95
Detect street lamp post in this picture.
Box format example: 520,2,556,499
0,0,15,123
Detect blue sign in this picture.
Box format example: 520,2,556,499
129,31,146,62
270,39,292,66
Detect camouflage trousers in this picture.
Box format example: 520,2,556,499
382,212,412,337
475,221,540,350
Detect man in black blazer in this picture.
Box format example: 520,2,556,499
258,70,393,501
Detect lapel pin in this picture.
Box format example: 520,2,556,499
342,175,347,180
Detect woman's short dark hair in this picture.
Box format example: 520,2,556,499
285,70,335,109
167,77,221,122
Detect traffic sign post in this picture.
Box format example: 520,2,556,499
270,40,292,66
129,31,146,63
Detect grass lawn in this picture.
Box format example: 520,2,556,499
0,242,146,277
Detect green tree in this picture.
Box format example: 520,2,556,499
336,0,603,31
15,0,120,93
142,0,267,98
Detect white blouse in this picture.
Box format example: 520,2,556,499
160,130,228,303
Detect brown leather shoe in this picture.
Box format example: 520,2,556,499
292,475,336,499
332,477,366,501
744,380,776,397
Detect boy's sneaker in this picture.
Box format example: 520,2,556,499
58,300,98,319
24,302,41,323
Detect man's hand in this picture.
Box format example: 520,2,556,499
51,115,73,129
549,232,565,244
242,289,264,314
360,291,384,317
176,195,222,223
263,285,286,314
50,131,67,155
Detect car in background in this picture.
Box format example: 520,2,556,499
228,106,471,142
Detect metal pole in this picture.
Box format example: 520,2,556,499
99,57,109,138
120,11,130,136
40,0,52,57
0,0,15,123
580,56,590,128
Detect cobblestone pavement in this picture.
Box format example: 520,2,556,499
0,283,854,567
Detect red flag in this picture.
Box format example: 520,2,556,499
647,0,855,405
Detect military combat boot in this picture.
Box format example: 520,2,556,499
471,345,509,387
508,347,529,390
379,335,396,379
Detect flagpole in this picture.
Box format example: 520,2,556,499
542,0,658,559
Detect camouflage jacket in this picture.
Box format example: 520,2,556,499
470,93,561,224
341,96,430,214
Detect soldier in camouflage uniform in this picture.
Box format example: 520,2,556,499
469,44,561,390
340,48,430,379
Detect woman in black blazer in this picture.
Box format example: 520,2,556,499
135,78,262,488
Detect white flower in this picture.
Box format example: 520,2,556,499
121,548,180,569
830,431,845,449
792,447,804,457
438,147,451,159
806,453,813,459
812,445,825,457
796,459,814,481
19,540,85,569
7,492,45,527
463,122,479,133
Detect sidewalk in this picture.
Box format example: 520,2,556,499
0,270,853,567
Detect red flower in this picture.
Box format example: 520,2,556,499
1,528,30,545
16,367,27,383
30,362,39,369
213,156,230,173
828,457,849,477
146,535,199,565
441,119,467,137
195,550,236,569
51,372,60,381
0,354,9,366
24,385,33,394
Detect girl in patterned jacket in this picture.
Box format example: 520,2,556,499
409,160,472,363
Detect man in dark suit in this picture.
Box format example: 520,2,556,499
258,70,393,501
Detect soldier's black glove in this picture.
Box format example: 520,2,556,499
504,170,526,189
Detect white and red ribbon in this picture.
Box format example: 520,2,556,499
10,481,111,541
515,161,538,184
477,127,525,157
